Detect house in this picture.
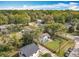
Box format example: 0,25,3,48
65,23,72,29
36,19,44,26
0,25,9,34
21,27,33,35
29,22,37,27
39,33,51,43
0,25,7,31
19,43,39,57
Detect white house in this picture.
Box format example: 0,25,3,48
19,43,39,57
39,33,51,43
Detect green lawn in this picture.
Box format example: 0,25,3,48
41,53,52,57
44,39,60,51
44,38,75,57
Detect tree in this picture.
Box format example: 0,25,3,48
32,27,44,42
65,11,73,23
53,12,68,24
0,14,9,25
10,33,23,48
43,14,54,24
22,30,33,46
76,23,79,30
8,14,15,24
44,23,67,37
68,26,74,33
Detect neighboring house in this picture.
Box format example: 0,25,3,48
36,19,44,26
0,25,9,34
65,23,72,29
39,33,51,43
29,22,34,26
29,22,37,27
19,43,39,57
65,23,77,32
21,27,33,34
0,25,7,31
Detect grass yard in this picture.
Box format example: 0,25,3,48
44,39,60,51
44,38,75,57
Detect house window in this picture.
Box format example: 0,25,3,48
22,54,26,57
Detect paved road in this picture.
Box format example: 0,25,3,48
69,36,79,57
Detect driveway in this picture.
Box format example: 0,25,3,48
69,36,79,57
38,44,57,57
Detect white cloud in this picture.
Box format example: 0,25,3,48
69,5,79,10
0,2,79,10
68,2,79,10
21,2,79,10
70,2,78,5
21,3,69,10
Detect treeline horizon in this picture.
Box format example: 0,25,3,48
0,10,79,25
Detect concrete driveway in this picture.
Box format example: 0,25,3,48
69,36,79,57
38,44,57,57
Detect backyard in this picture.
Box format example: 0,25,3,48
44,38,75,56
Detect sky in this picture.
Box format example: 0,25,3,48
0,1,79,10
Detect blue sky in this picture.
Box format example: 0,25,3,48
0,1,79,10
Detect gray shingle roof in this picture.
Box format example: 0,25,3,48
20,43,39,57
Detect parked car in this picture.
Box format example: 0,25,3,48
68,48,73,52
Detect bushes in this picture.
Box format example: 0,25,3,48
0,45,12,52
